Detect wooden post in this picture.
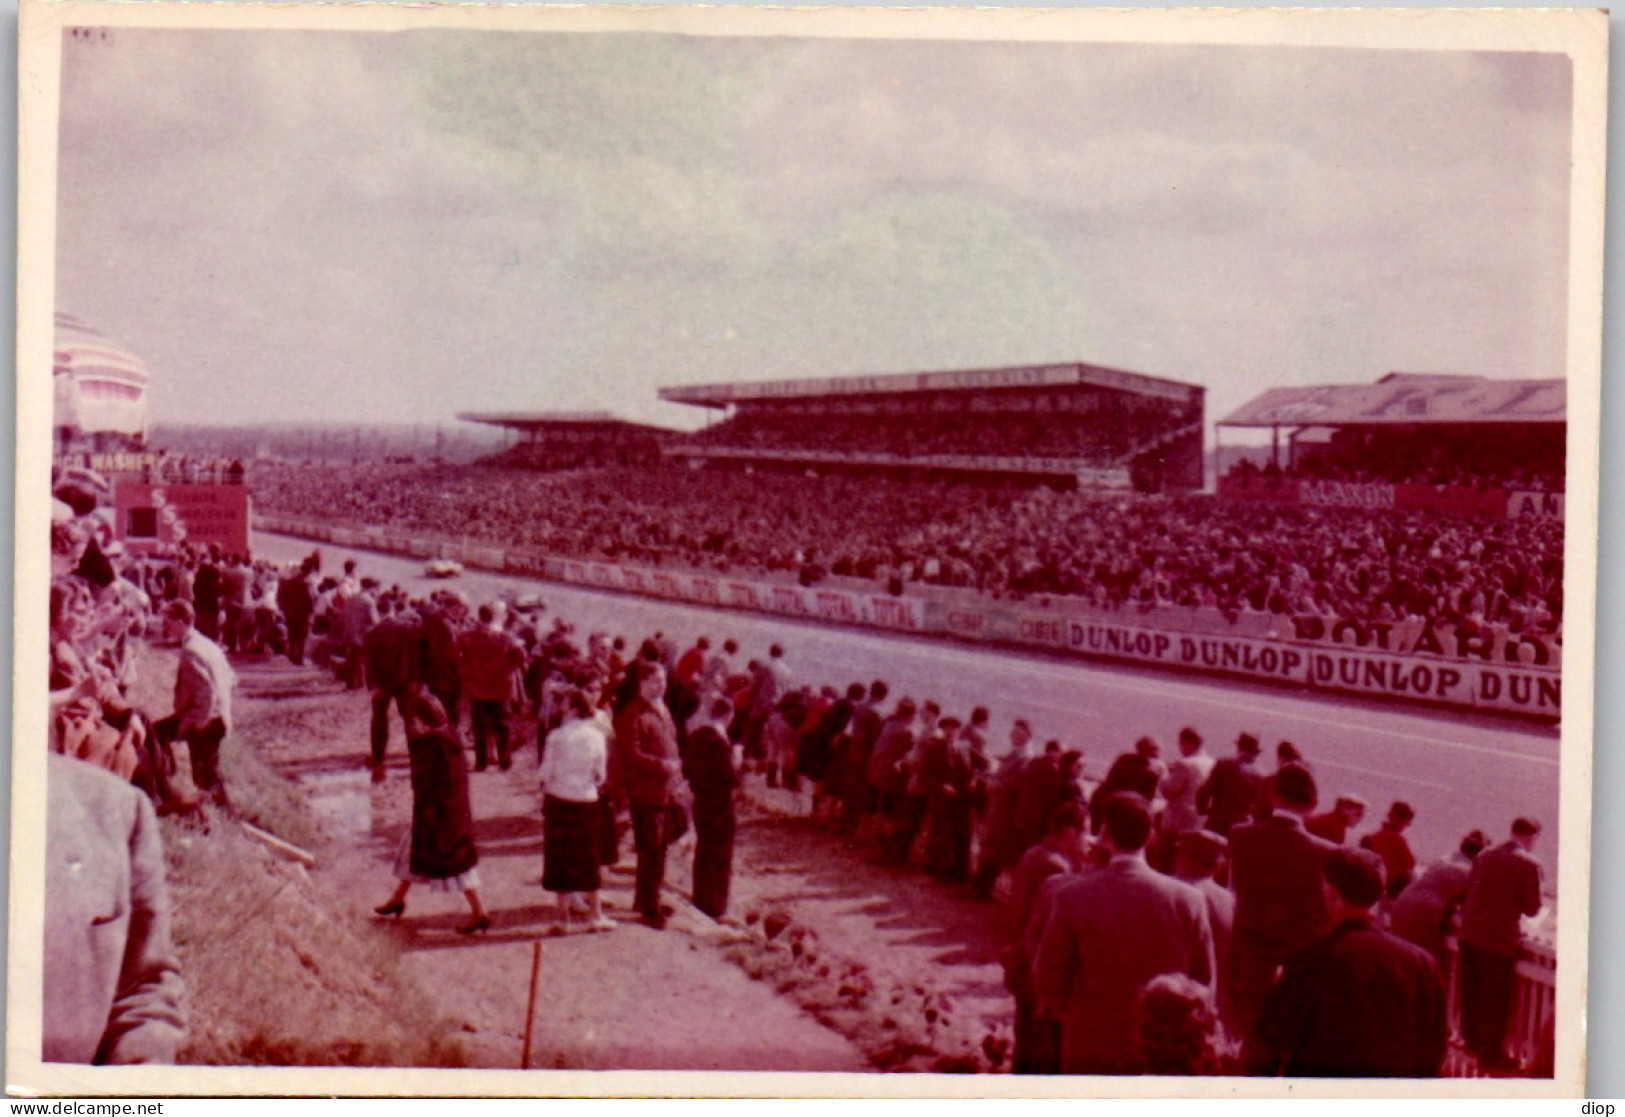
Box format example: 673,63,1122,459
521,939,544,1069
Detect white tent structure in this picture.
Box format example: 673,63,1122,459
53,312,151,451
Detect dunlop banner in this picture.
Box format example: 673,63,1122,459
1064,621,1307,682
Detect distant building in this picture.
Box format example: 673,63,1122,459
457,410,674,470
659,362,1205,493
53,312,151,454
1217,372,1565,517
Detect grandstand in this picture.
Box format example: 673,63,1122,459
457,410,673,470
1217,373,1565,518
53,311,151,454
658,362,1205,493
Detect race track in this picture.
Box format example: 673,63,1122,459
255,531,1564,892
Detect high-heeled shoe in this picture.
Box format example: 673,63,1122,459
373,900,406,918
455,915,491,936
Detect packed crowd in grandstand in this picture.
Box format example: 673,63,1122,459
685,403,1177,463
249,459,1565,639
46,473,1554,1073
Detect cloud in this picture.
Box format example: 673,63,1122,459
49,29,1575,429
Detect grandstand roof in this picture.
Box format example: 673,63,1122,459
457,411,673,436
659,362,1201,408
1219,374,1564,428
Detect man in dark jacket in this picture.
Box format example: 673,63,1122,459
191,548,221,644
363,596,421,779
866,698,917,858
1252,847,1447,1077
457,603,524,772
275,557,317,667
1227,762,1335,1046
417,592,465,732
681,696,739,919
1088,736,1163,834
1197,732,1264,836
837,680,888,833
615,660,687,929
1456,817,1545,1072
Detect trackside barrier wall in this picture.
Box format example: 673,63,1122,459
255,515,1558,720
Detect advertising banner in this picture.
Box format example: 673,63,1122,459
1287,614,1559,666
115,481,250,555
1307,648,1469,703
1306,647,1560,715
1015,612,1068,647
1064,620,1309,682
813,588,865,624
1218,476,1550,521
941,605,992,640
866,594,926,631
684,573,723,606
1470,664,1563,716
1507,490,1565,520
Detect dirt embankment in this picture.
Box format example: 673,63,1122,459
148,647,1016,1074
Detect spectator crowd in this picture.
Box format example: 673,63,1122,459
251,460,1564,640
265,549,1561,1078
683,394,1185,464
44,456,1557,1078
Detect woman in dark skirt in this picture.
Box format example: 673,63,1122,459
539,689,614,932
373,686,490,934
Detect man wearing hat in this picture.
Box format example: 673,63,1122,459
1250,847,1447,1076
1227,762,1335,1046
1196,732,1264,837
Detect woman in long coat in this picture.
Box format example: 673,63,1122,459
374,686,490,934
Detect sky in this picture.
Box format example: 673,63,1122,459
51,22,1576,434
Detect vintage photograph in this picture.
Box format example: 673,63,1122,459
12,1,1605,1098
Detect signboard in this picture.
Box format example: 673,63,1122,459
114,481,250,555
1217,476,1558,521
1508,490,1566,520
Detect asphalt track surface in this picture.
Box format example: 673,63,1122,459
255,531,1563,893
